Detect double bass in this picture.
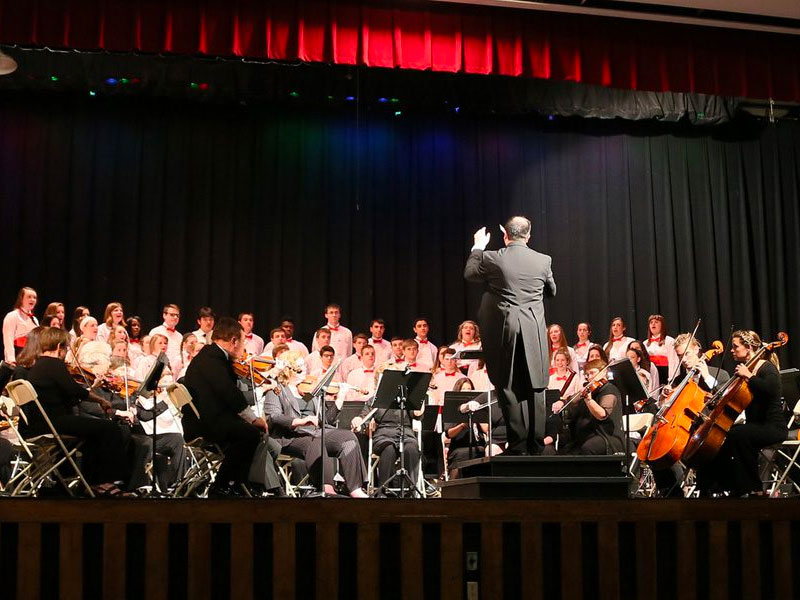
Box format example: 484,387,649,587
681,332,789,468
636,341,723,470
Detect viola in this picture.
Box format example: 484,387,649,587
637,341,723,470
681,332,789,467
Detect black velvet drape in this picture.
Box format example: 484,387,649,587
1,93,798,368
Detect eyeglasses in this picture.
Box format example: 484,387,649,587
165,312,180,318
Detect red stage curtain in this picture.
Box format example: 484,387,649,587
1,0,798,101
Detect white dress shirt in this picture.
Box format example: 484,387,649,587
148,324,184,377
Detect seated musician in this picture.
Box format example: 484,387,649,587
445,378,505,479
351,339,425,489
695,330,786,497
183,317,269,497
671,333,730,393
262,345,368,497
545,359,624,455
627,340,661,397
25,327,132,496
542,348,581,451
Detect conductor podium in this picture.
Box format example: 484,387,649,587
439,455,630,499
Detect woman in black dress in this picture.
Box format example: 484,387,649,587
695,330,785,497
23,327,131,495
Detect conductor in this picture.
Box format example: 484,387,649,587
464,216,557,455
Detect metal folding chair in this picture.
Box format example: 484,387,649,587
762,399,800,497
4,380,93,497
166,383,225,497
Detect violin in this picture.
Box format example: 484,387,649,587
297,376,369,396
103,373,142,397
555,376,608,415
68,363,97,387
232,351,283,386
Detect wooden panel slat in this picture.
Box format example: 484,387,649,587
17,522,40,600
103,522,127,600
560,522,582,600
188,523,211,600
316,522,338,600
740,520,760,600
441,522,463,600
597,521,620,600
230,522,253,600
357,523,379,600
635,520,657,599
709,521,728,600
273,521,296,600
677,521,697,600
144,522,169,600
401,522,423,600
59,523,83,600
772,520,792,600
521,521,543,600
481,522,503,600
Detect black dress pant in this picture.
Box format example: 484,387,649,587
205,416,262,487
696,423,785,496
40,415,130,485
495,334,545,454
283,429,366,493
373,436,420,487
128,432,188,490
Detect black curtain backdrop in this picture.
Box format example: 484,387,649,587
1,92,798,369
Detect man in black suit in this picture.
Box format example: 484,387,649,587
464,216,557,454
184,317,268,495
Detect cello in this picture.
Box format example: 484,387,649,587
637,341,723,470
681,332,789,468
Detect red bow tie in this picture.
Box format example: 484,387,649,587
551,345,559,351
408,363,416,367
372,338,383,343
556,375,568,381
445,372,457,376
575,342,587,348
245,334,253,339
166,327,176,333
328,326,339,332
286,337,293,343
613,337,623,342
649,336,662,343
364,369,374,373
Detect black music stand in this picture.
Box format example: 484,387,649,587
450,349,496,456
130,351,168,494
607,358,648,481
780,369,800,413
443,391,489,459
372,369,430,498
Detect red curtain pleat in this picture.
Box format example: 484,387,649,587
0,0,798,100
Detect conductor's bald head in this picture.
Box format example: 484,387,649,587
504,216,531,244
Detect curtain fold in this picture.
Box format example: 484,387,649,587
1,0,799,100
1,94,798,368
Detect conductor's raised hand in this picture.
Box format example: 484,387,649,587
472,227,491,250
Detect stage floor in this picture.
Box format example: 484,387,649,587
0,497,797,599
